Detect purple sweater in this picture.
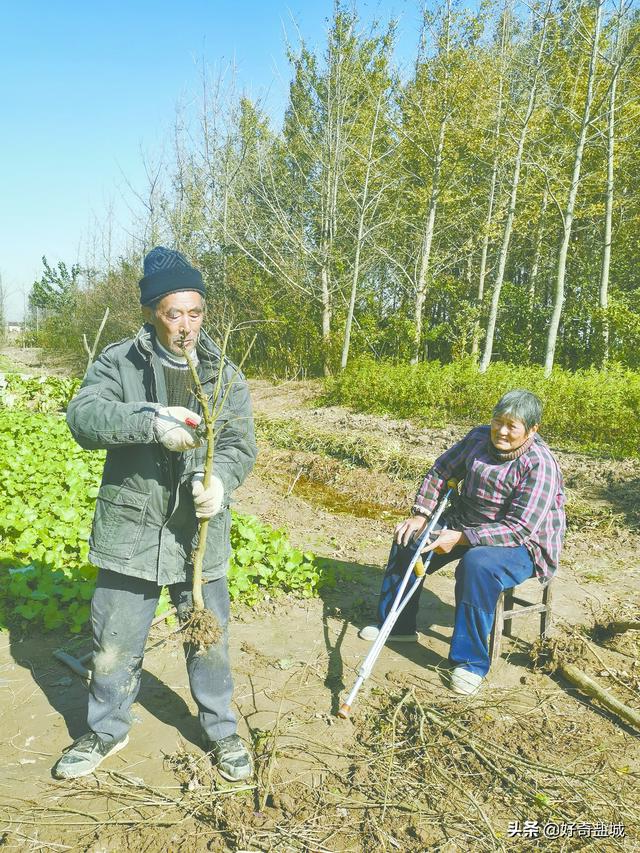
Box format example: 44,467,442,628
413,426,566,581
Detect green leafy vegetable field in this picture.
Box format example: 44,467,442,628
0,373,81,412
0,409,322,633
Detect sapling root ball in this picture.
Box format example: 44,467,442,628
182,608,222,651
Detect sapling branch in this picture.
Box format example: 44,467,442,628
82,308,110,378
178,327,256,650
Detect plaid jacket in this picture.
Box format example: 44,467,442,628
413,426,566,581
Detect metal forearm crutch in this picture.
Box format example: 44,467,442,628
338,479,458,719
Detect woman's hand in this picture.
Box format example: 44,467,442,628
394,515,428,547
420,529,469,554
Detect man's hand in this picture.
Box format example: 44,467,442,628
192,474,225,519
154,406,203,452
421,529,469,554
394,515,428,547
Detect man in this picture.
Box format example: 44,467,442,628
359,389,565,695
53,247,257,781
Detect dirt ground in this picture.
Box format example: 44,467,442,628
0,358,638,851
0,346,73,376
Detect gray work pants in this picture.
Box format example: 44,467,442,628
87,569,236,744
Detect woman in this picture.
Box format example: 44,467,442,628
359,389,565,695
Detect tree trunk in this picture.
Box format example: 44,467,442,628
527,186,548,358
320,256,332,377
479,10,548,373
341,99,381,370
600,46,620,367
471,11,510,360
411,116,446,365
320,34,348,378
544,0,603,378
472,147,499,361
559,662,640,730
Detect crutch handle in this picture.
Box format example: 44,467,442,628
414,558,426,577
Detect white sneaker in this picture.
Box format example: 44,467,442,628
450,667,483,696
358,625,419,642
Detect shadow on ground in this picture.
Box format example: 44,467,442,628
598,478,640,529
6,626,205,764
316,555,456,714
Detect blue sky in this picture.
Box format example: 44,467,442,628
0,0,420,320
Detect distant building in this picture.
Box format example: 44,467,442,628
6,321,23,338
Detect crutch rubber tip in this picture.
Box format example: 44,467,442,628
337,703,351,719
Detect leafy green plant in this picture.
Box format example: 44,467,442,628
229,512,324,604
0,409,323,633
0,374,81,412
0,562,96,633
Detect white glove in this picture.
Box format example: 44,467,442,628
192,474,225,519
154,406,203,452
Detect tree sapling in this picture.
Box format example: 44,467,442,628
178,327,255,651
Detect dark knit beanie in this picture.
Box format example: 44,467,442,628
139,246,205,305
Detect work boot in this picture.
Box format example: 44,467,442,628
358,625,419,642
208,734,253,782
449,667,483,696
52,732,129,779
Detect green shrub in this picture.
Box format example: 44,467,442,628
0,410,321,633
324,358,640,458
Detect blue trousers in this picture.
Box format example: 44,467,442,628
88,569,237,744
377,541,534,676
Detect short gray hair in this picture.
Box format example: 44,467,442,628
493,389,542,431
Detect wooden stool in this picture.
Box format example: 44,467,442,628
489,581,553,667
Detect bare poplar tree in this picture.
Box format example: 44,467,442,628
400,0,486,364
526,185,549,357
544,0,604,377
341,93,395,369
406,2,453,365
471,4,511,360
479,3,551,373
598,0,632,366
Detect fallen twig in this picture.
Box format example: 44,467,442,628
557,661,640,730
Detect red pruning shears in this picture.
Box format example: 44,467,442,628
184,416,207,439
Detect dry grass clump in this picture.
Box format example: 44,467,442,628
256,414,433,481
564,487,628,533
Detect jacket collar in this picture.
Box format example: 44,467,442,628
134,324,222,369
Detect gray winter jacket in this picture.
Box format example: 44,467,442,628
66,325,257,585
